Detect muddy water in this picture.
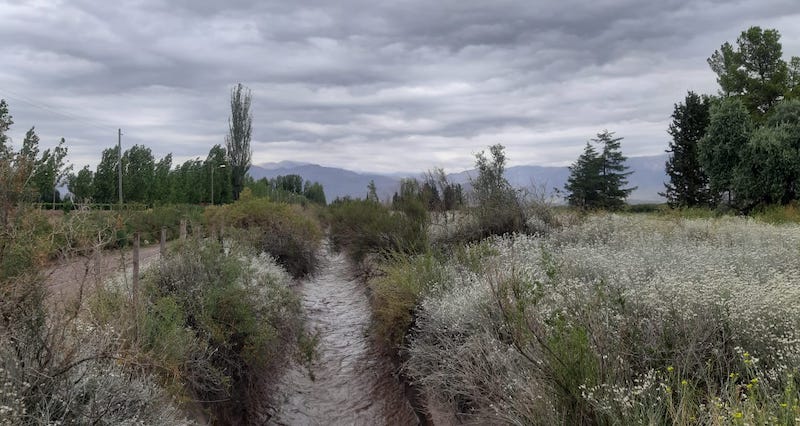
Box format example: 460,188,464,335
269,248,418,426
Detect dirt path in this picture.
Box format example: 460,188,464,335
269,248,418,425
44,245,162,305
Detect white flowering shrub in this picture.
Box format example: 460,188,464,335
405,214,800,424
91,239,304,424
1,323,192,425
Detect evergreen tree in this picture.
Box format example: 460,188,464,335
565,131,634,209
564,142,602,208
708,26,798,119
663,92,714,207
366,180,379,203
595,130,635,209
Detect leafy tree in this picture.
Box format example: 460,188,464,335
663,92,714,207
302,181,326,205
564,142,602,208
172,159,205,204
68,166,94,202
423,168,463,212
32,137,71,206
698,98,753,205
122,144,155,203
733,99,800,206
225,83,252,200
708,26,797,118
152,154,173,204
94,146,120,204
19,127,39,164
0,99,12,153
471,144,525,235
206,144,231,204
442,182,464,211
275,174,303,195
789,57,800,100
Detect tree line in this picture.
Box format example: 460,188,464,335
563,25,800,211
664,26,800,211
1,83,328,208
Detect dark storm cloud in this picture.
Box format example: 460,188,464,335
1,0,799,173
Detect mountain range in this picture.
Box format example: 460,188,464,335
249,155,670,204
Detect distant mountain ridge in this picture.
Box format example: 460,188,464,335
248,154,669,204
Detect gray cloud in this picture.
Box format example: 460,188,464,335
1,0,799,173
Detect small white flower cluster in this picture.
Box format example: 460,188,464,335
0,362,26,426
406,214,800,423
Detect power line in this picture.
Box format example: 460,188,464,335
0,87,118,133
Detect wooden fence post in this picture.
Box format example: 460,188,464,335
160,227,167,256
132,232,140,312
180,219,187,240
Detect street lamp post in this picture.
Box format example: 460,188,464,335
211,163,226,205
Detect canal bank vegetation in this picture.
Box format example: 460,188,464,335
328,143,800,424
1,173,321,423
91,237,308,424
321,24,800,424
1,87,326,424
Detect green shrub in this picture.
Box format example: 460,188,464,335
752,201,800,224
125,204,204,244
470,144,528,238
205,198,322,278
370,252,446,347
92,239,304,424
327,199,428,265
623,203,667,214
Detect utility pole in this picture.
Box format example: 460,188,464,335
118,128,123,206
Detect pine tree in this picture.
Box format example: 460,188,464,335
564,142,602,208
565,131,635,209
595,130,635,209
366,180,378,203
662,92,714,207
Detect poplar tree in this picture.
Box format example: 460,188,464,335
225,83,252,200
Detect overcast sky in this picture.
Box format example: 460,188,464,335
1,0,799,173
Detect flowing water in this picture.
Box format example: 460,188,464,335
268,248,419,425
